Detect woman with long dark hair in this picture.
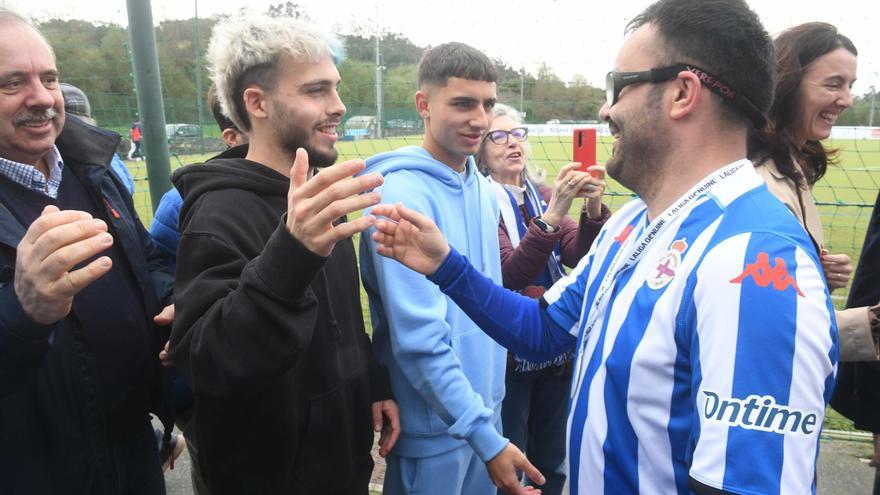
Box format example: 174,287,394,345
748,22,877,362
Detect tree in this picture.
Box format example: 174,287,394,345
338,59,376,112
36,15,647,130
267,2,311,19
342,32,423,67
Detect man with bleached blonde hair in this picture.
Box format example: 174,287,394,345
168,15,398,494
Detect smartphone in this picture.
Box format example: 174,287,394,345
573,128,598,176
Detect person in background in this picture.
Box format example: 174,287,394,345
831,188,880,494
60,83,135,195
0,9,175,493
475,102,609,494
747,22,875,361
128,119,142,160
150,84,248,265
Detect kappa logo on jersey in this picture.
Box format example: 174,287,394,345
614,224,635,244
702,390,819,435
729,252,804,297
647,238,688,290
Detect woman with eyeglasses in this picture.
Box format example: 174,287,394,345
748,22,877,362
475,103,608,495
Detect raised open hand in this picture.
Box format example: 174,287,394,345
286,148,384,257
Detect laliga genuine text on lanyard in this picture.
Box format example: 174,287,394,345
570,160,749,397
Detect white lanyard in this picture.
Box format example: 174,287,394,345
570,160,750,397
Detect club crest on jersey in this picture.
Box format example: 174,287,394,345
730,252,804,297
702,390,819,435
647,238,688,290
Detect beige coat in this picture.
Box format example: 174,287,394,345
755,159,876,361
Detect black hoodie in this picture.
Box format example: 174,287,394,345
169,157,391,494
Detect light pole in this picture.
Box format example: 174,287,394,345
869,85,876,127
126,0,172,212
194,0,205,153
375,34,384,139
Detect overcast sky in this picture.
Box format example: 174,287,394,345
3,0,878,95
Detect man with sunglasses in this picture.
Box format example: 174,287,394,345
359,43,543,494
366,0,839,493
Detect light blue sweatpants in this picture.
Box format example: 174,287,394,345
383,442,499,495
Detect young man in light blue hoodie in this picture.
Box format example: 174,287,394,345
360,43,543,495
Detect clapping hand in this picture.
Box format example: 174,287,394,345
15,206,114,325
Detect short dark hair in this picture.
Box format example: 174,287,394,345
417,42,498,88
230,62,280,132
208,83,238,132
627,0,775,129
748,22,857,187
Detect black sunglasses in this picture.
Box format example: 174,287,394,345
484,127,528,145
605,64,766,128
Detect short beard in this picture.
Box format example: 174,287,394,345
279,132,338,169
606,86,670,198
270,102,338,169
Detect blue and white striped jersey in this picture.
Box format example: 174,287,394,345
543,160,838,494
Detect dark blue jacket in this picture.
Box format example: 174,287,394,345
831,189,880,431
0,118,174,495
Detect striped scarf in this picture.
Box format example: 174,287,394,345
491,178,575,371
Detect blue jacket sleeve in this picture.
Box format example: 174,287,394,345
429,247,576,362
150,189,183,264
110,154,135,195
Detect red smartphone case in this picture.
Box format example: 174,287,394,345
573,128,597,175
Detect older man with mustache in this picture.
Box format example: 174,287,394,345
0,9,176,495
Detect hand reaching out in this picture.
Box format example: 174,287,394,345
370,203,450,275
